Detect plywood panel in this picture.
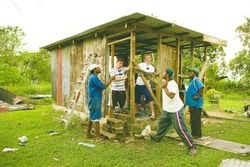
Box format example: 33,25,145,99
160,44,176,73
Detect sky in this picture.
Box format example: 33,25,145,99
0,0,249,62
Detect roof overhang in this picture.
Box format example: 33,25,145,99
41,13,227,50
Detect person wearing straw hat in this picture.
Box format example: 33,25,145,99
186,67,204,139
86,64,116,139
151,67,196,156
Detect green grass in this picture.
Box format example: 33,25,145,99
204,91,250,113
0,105,250,167
3,83,51,96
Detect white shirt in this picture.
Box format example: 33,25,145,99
162,80,184,113
136,62,155,85
109,67,126,91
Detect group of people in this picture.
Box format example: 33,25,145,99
86,51,204,156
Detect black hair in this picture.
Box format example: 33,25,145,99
90,69,95,74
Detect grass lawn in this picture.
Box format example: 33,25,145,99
0,104,250,167
204,91,250,113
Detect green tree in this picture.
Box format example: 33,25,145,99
236,17,250,49
181,45,226,75
0,26,24,65
229,17,250,83
19,49,51,83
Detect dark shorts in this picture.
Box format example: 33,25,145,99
135,85,152,104
88,97,102,121
112,90,126,109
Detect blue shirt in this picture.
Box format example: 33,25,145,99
88,74,105,100
185,77,204,108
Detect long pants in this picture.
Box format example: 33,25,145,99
152,108,195,149
189,107,202,138
112,90,126,109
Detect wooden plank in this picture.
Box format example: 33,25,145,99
140,74,162,112
167,134,250,155
199,59,209,80
108,36,130,45
100,129,116,139
219,159,250,167
134,67,161,83
129,31,136,123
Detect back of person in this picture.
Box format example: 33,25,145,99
162,80,184,113
88,74,104,100
186,76,203,108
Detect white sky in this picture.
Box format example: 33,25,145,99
1,0,249,62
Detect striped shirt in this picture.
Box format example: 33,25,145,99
110,67,126,91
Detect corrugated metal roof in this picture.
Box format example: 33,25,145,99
42,12,227,50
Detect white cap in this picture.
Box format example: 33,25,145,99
88,64,99,72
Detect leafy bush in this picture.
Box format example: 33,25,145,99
205,89,221,103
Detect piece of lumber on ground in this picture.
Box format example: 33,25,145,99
167,133,250,156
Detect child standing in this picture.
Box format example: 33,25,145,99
109,58,128,113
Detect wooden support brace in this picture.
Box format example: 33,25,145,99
107,27,136,39
108,36,131,45
140,74,162,112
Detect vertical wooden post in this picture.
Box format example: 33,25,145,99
105,40,110,117
111,44,115,68
156,35,162,115
178,48,182,87
190,42,194,67
175,38,180,83
108,44,115,118
130,31,136,123
203,46,207,84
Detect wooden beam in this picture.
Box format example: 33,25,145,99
104,37,110,117
190,42,194,67
108,36,130,45
175,32,190,36
156,35,162,115
199,46,208,81
111,45,115,69
178,48,183,87
140,74,162,112
134,67,161,84
129,31,136,123
175,38,180,83
107,27,136,39
154,23,174,30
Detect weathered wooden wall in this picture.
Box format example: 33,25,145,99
62,46,71,105
50,50,57,102
50,36,107,109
